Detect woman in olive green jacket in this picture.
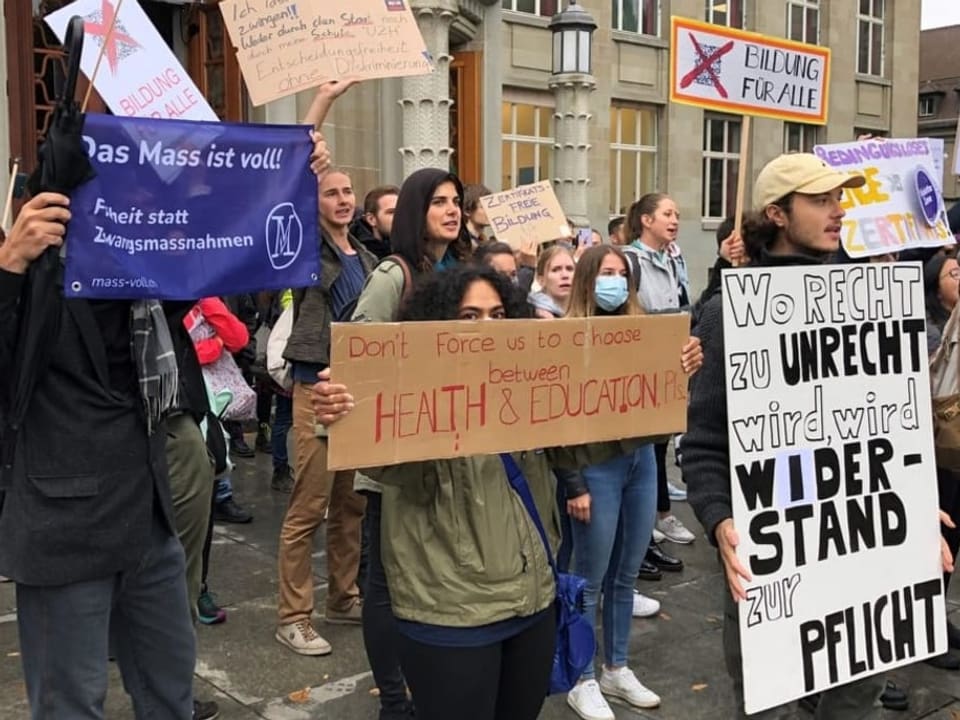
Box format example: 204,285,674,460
316,266,559,720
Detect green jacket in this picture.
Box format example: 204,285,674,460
550,439,648,471
372,450,559,627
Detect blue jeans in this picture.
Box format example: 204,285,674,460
553,469,577,574
572,445,657,678
16,514,196,719
215,476,233,504
272,393,293,470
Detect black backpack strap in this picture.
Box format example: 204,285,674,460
625,249,642,290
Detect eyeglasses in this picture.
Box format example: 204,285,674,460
942,268,960,281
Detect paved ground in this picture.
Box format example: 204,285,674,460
0,449,957,719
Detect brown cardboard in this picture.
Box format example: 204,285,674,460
219,0,433,107
479,181,570,250
327,315,690,470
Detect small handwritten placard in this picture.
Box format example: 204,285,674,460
479,181,570,250
219,0,434,106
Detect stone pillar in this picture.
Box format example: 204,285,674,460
550,72,596,232
399,0,457,176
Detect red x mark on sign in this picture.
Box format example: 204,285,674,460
84,0,141,76
679,33,734,99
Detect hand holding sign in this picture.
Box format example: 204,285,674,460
0,194,71,274
715,518,753,602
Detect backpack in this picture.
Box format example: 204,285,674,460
266,304,294,391
334,254,413,323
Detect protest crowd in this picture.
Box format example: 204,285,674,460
2,7,960,720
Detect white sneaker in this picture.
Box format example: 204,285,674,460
599,666,661,709
667,480,687,501
632,590,661,618
656,514,695,544
567,679,615,720
275,620,333,656
652,527,666,543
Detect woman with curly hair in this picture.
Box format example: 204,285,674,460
314,265,559,720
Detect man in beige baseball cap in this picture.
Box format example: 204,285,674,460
684,151,887,719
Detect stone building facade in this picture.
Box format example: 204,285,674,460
917,24,960,205
3,0,921,290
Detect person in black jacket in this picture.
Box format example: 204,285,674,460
683,153,892,719
0,192,196,718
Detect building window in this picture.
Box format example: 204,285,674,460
784,122,818,153
702,114,741,219
786,0,819,44
609,105,659,216
501,101,554,188
919,96,937,118
857,0,884,76
705,0,744,28
501,0,558,17
612,0,659,35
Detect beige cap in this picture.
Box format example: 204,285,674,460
753,153,866,209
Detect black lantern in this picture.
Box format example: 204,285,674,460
549,1,597,75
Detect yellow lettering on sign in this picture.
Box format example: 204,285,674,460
841,167,889,209
842,219,862,252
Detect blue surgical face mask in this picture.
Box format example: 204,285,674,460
594,275,629,312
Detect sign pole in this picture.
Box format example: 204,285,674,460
731,114,751,267
82,0,125,112
1,160,20,233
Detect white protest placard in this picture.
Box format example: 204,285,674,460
45,0,217,122
218,0,433,107
479,181,569,250
815,138,953,258
929,138,945,188
669,16,829,124
722,264,946,714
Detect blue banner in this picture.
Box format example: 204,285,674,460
65,114,319,300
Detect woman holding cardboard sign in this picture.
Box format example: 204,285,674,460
556,244,702,720
316,265,560,720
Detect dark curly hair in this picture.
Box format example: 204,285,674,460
400,266,531,322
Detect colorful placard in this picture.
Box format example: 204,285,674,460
815,138,953,258
670,16,830,124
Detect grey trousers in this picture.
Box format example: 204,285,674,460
16,515,196,719
166,412,215,622
723,591,884,719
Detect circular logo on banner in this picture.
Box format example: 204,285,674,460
914,167,942,228
265,202,304,270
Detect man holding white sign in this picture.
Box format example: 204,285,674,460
684,153,955,718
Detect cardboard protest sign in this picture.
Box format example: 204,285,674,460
64,114,319,300
722,264,946,714
669,16,829,124
327,315,690,470
815,138,953,258
219,0,433,106
45,0,217,122
479,181,570,250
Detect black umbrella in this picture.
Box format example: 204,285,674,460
2,16,94,480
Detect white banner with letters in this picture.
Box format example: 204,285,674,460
46,0,217,122
722,263,946,714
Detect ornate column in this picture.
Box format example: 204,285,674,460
399,0,457,176
548,2,596,232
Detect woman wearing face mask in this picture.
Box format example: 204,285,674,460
312,266,560,720
560,245,703,720
529,245,576,319
347,167,471,720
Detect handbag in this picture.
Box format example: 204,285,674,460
930,304,960,471
188,310,257,422
499,453,596,694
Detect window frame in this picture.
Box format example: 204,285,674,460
608,104,659,217
612,0,661,36
704,0,745,29
701,114,742,221
501,0,558,17
783,122,819,153
918,96,937,118
786,0,820,44
856,0,885,77
501,100,555,189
